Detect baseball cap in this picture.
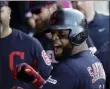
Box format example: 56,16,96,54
29,1,57,11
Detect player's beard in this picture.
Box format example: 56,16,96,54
55,43,73,61
35,21,50,37
35,19,49,32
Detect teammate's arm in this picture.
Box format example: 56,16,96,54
31,38,52,79
15,63,79,89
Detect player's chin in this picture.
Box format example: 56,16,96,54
36,25,42,29
36,25,43,30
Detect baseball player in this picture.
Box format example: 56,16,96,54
28,1,61,63
0,1,51,89
71,1,110,88
14,8,106,89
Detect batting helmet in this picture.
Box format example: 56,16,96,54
49,8,88,45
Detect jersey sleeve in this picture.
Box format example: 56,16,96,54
31,38,52,79
41,63,79,89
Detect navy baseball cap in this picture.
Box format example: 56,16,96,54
0,1,8,7
29,1,57,11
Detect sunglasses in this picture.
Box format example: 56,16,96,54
31,4,52,15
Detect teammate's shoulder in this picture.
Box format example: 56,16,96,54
12,28,40,44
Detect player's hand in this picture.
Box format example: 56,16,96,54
71,1,95,23
13,63,45,88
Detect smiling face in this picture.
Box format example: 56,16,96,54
51,29,73,60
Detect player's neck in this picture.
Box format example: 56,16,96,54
72,42,88,55
0,26,12,38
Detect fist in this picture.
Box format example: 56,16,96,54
12,63,45,88
71,1,95,23
13,63,45,88
13,63,38,83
